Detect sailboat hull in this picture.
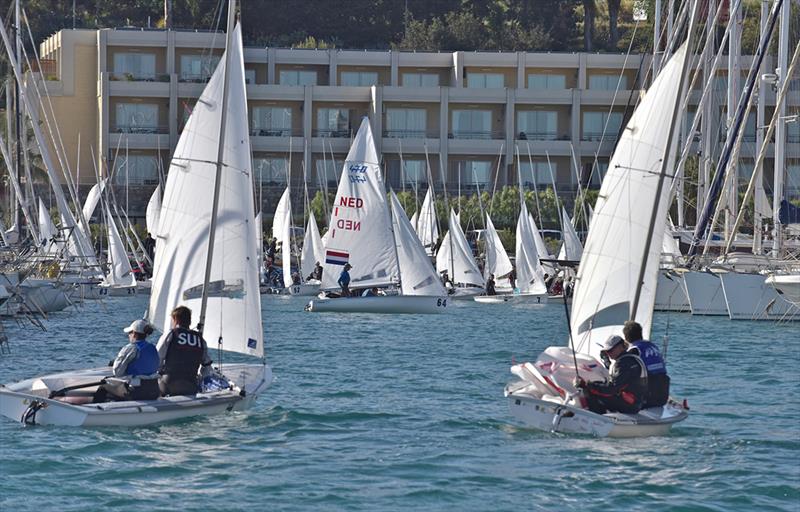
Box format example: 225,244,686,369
287,283,321,296
474,293,548,304
766,274,800,304
719,272,798,321
654,270,690,312
0,364,272,427
504,388,688,438
306,295,448,314
683,270,728,316
98,284,138,297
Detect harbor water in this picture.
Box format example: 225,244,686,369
1,295,798,511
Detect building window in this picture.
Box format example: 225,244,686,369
179,54,220,82
113,155,159,185
784,117,799,143
178,100,195,132
459,161,492,186
315,158,343,187
252,107,292,136
519,161,554,187
787,163,800,195
527,73,566,90
402,73,439,87
385,108,427,138
279,70,317,86
340,71,378,86
588,74,628,91
582,111,623,141
112,52,156,80
517,111,558,140
253,157,289,184
316,108,350,137
467,72,504,88
115,103,159,133
394,159,426,185
245,69,256,85
452,110,492,139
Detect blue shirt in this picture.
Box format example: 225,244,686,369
338,270,351,287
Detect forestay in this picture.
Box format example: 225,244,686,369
484,213,513,279
148,24,263,358
300,211,325,279
320,118,398,291
570,44,687,359
436,209,484,287
515,203,548,295
390,191,446,296
145,184,161,236
103,206,136,288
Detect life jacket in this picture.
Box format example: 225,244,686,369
632,340,667,375
162,328,205,381
126,340,160,376
339,271,350,286
611,352,648,406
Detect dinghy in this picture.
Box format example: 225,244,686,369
0,7,272,426
437,209,485,299
505,40,692,437
307,120,447,314
98,205,137,296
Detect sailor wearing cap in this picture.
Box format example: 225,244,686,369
93,319,161,402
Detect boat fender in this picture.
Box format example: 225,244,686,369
21,399,46,426
682,398,689,410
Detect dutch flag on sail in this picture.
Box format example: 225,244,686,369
325,249,349,266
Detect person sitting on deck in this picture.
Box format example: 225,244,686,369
291,271,302,286
338,264,352,297
485,274,497,296
576,335,648,415
361,287,380,297
308,262,323,282
156,306,212,396
93,319,160,402
623,320,670,407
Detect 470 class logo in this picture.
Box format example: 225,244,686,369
348,164,368,183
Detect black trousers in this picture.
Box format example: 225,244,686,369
159,374,198,396
93,378,160,402
585,392,641,415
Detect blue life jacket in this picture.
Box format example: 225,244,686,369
339,270,351,286
631,340,667,375
126,340,160,376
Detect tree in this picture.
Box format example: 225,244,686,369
607,0,621,48
583,0,596,51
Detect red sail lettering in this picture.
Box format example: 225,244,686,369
338,196,364,208
336,219,362,231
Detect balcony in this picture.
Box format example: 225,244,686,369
449,130,504,140
249,128,299,137
313,128,352,138
383,129,429,139
581,131,619,142
178,73,213,84
115,124,169,134
516,131,567,141
109,72,169,83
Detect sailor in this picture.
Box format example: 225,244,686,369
308,261,323,281
338,263,352,297
485,274,497,296
576,335,648,415
266,237,277,262
291,271,302,286
93,319,160,402
156,306,212,396
440,270,454,294
623,320,670,407
508,266,517,290
361,286,379,297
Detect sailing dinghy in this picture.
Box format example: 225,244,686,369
0,10,272,426
306,119,447,314
504,42,692,437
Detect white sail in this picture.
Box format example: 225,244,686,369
300,211,325,279
320,118,398,291
416,188,439,254
390,191,446,296
103,206,136,287
436,209,484,287
148,24,262,358
255,211,265,281
570,44,687,359
410,210,419,230
82,179,106,224
484,213,513,279
145,184,161,236
273,187,293,287
557,207,583,261
515,202,548,295
38,197,63,255
529,213,552,268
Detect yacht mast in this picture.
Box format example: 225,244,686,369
771,0,790,258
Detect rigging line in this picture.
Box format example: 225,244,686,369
524,143,543,228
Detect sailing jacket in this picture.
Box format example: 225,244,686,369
113,340,159,378
338,270,351,287
630,340,670,407
157,327,212,381
586,349,648,412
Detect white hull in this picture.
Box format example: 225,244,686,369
719,272,798,321
683,270,728,316
449,287,483,300
287,282,320,296
654,270,690,312
306,295,448,314
766,274,800,305
474,293,548,304
504,389,688,438
0,364,272,427
98,284,137,297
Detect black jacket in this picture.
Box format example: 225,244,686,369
586,350,648,412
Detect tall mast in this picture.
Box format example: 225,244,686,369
771,0,790,257
13,0,21,235
723,0,741,242
753,0,769,255
198,0,236,333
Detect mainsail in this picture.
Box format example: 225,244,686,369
515,202,548,295
300,211,325,279
436,209,484,288
484,213,513,280
145,184,161,236
557,207,583,261
570,44,687,359
82,179,106,224
273,187,293,287
320,118,398,291
390,191,446,296
103,206,136,288
148,24,262,358
416,187,438,255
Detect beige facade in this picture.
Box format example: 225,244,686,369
29,27,799,217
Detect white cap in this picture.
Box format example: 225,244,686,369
597,335,624,353
123,319,151,334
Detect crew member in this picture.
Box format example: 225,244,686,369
156,306,212,396
338,263,352,297
623,320,670,407
576,335,647,414
93,319,160,402
485,274,497,296
308,262,323,281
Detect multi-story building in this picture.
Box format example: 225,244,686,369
30,27,800,223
